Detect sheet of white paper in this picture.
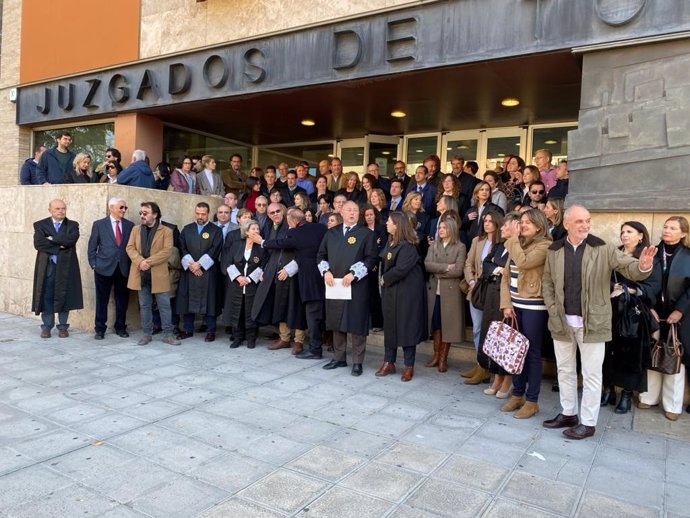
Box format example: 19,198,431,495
325,278,352,300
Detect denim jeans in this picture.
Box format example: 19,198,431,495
469,302,483,352
138,285,173,336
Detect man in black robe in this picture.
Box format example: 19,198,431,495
250,207,328,359
317,201,377,376
176,202,223,341
32,199,83,338
251,203,305,353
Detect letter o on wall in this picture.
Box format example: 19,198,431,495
203,55,229,88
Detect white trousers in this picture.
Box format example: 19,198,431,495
639,365,685,414
553,326,605,427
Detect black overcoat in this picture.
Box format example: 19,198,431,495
655,245,690,364
380,241,427,348
176,222,222,315
222,240,266,328
317,224,377,335
32,217,83,314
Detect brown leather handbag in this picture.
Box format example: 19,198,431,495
650,323,683,375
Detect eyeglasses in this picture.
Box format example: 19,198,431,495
530,190,545,195
118,206,128,210
139,211,150,216
269,210,282,215
256,203,267,207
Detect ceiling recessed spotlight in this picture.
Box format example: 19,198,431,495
497,153,505,157
357,153,363,156
382,151,391,155
446,147,452,151
327,154,334,158
391,110,406,118
515,143,520,146
416,149,423,153
501,98,520,107
301,119,315,126
458,144,469,150
544,139,557,145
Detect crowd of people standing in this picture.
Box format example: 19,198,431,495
28,131,690,439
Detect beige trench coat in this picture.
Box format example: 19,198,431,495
425,240,467,343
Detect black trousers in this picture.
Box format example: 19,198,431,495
384,346,416,366
94,269,129,334
304,300,325,355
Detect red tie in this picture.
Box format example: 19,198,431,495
115,220,122,246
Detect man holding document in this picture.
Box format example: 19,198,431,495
317,201,378,376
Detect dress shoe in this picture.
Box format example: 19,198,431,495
292,342,303,355
177,330,194,340
637,402,653,409
351,364,363,376
247,339,256,349
495,390,511,399
229,338,243,349
614,390,632,414
295,351,322,360
401,366,414,382
323,359,347,370
58,329,69,338
197,324,208,333
665,411,680,422
94,332,105,340
40,329,51,339
483,386,499,396
269,340,291,350
162,335,181,346
375,362,396,377
600,385,616,406
563,424,596,440
204,332,216,343
137,335,152,346
543,413,579,429
116,330,129,338
152,326,163,335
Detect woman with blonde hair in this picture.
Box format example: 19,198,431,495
542,198,566,241
197,155,223,197
336,172,365,205
66,153,92,183
499,209,552,419
425,215,466,372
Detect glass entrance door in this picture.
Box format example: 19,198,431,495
366,135,401,179
484,127,527,172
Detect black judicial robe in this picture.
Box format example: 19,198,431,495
380,241,427,349
176,222,222,315
222,240,266,328
317,224,377,335
251,222,304,329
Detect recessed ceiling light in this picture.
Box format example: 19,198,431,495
391,110,406,118
515,143,520,146
301,119,315,126
416,149,423,153
382,151,391,155
497,153,505,157
458,144,469,150
357,153,363,156
544,139,557,145
446,147,452,151
327,154,334,158
501,98,520,107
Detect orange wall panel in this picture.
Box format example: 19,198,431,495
20,0,140,84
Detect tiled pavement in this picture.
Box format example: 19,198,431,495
0,311,688,517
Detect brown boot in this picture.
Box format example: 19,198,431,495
514,400,539,419
425,330,441,367
292,342,303,355
460,364,478,378
438,342,451,373
269,340,291,350
375,362,396,377
401,366,414,382
500,395,525,412
464,367,489,385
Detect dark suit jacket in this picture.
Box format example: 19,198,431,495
88,217,134,277
405,183,438,215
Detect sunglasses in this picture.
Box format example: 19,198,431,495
118,205,128,210
269,210,282,215
530,190,545,195
108,165,117,170
256,203,267,207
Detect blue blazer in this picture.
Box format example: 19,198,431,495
405,183,438,215
87,216,134,276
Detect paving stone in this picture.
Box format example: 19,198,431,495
593,445,665,480
10,429,92,461
586,465,664,508
455,435,527,467
668,459,690,489
354,413,415,438
376,443,448,474
5,484,119,518
96,505,150,517
277,417,342,443
286,445,364,481
13,392,76,413
501,471,580,515
65,382,122,399
483,498,562,518
90,390,154,410
166,387,223,406
515,449,591,486
387,504,438,517
576,490,659,518
400,423,475,452
131,475,230,518
43,443,136,481
296,486,392,517
239,469,328,514
325,429,393,459
380,401,431,421
404,477,491,517
201,497,287,517
0,447,34,474
267,391,337,414
193,418,269,452
601,429,667,459
141,364,191,378
236,433,311,465
201,397,265,418
433,454,509,492
0,465,74,508
0,415,55,442
341,461,423,502
135,380,192,398
476,421,538,445
69,412,148,439
45,402,110,425
120,399,188,421
235,406,302,431
190,452,274,492
666,481,690,516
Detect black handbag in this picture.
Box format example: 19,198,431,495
650,323,683,375
470,277,489,310
613,285,642,338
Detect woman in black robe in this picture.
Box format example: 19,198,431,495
222,220,266,349
376,212,427,382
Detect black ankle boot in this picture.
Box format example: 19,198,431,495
601,385,616,406
614,390,632,414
